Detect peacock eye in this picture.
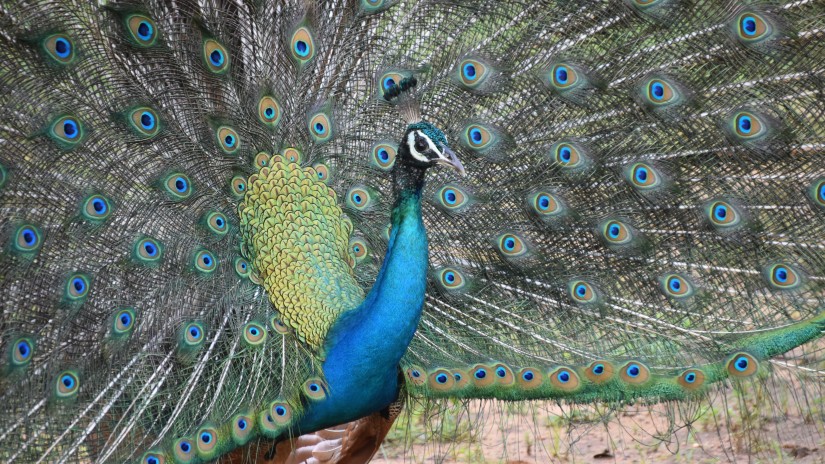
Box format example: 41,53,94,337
415,139,428,152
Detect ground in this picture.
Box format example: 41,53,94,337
376,375,825,463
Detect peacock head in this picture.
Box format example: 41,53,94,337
400,121,465,176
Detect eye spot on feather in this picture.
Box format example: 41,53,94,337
646,79,675,104
626,163,662,190
493,363,514,385
660,273,694,299
463,124,494,150
11,337,34,366
406,366,426,385
126,15,157,46
270,401,293,426
66,274,90,301
164,173,192,200
436,185,468,210
678,369,706,390
242,322,267,346
517,368,543,389
308,112,332,143
129,107,160,138
456,58,490,90
55,371,80,398
765,263,801,290
428,369,455,391
43,34,75,64
234,257,251,278
14,224,42,252
550,367,580,391
194,250,217,273
50,116,83,148
551,63,577,89
205,211,228,236
143,452,166,464
135,237,162,263
217,126,239,154
620,362,650,384
601,220,633,245
531,192,562,216
551,141,588,170
496,233,527,257
271,316,290,334
290,27,315,63
568,280,597,304
230,175,247,197
736,12,772,43
349,237,369,263
203,39,229,74
258,96,281,127
705,200,741,229
381,73,404,92
584,360,614,384
196,427,218,454
174,439,193,461
437,267,466,291
346,187,372,210
183,322,204,346
303,378,328,400
82,194,112,221
727,352,758,377
232,411,255,444
371,143,396,170
282,147,303,164
254,152,270,169
471,364,495,387
810,178,825,208
113,308,136,335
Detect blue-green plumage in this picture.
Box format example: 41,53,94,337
1,1,824,463
302,185,428,433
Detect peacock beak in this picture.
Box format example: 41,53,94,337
436,144,466,177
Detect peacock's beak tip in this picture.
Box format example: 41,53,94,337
437,144,466,177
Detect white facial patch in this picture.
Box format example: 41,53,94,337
407,130,442,163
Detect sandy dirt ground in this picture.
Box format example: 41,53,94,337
373,384,824,463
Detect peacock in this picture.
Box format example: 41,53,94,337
1,0,824,462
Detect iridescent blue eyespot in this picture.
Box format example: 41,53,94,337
706,200,741,229
195,250,217,273
727,352,758,377
55,38,71,58
164,173,191,200
660,273,695,299
383,77,395,90
126,15,158,46
14,225,42,252
63,120,78,138
735,12,773,44
290,27,315,63
113,308,136,336
66,274,90,301
180,441,191,453
569,280,597,304
183,322,204,347
56,371,80,397
765,263,801,290
593,364,604,375
275,405,287,416
203,39,229,73
11,338,33,366
522,371,534,381
496,233,527,257
496,367,506,378
436,373,448,384
475,368,487,379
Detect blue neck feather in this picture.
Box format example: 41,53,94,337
296,176,428,433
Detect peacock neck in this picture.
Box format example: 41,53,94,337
298,163,429,433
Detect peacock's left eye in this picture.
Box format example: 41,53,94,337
415,138,428,152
